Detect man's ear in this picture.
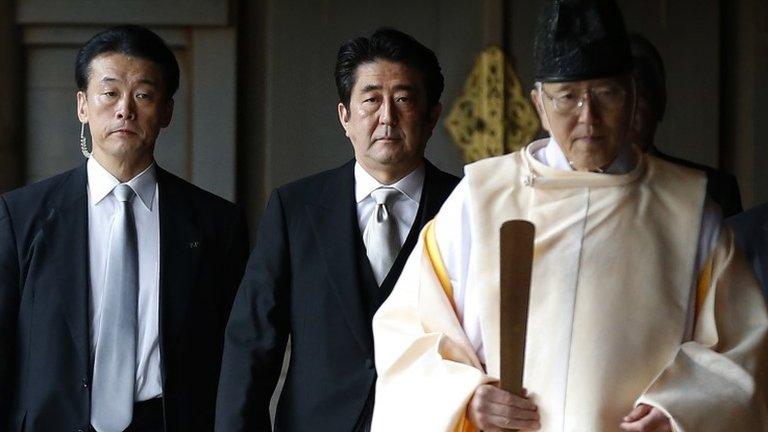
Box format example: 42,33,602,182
160,98,174,128
530,89,550,132
77,91,88,123
338,102,351,137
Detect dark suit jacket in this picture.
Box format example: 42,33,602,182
0,163,249,432
649,146,743,217
726,202,768,298
215,159,460,432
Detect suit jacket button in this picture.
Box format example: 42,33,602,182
365,358,374,370
81,378,88,389
77,428,86,432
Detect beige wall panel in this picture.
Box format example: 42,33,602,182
25,47,82,183
190,28,237,201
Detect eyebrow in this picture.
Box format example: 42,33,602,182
361,84,382,93
100,76,158,87
360,83,417,93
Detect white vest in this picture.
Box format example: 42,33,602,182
464,141,705,430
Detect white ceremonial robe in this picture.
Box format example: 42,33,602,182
371,139,768,432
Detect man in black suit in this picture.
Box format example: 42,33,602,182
629,33,743,217
215,28,460,432
0,26,248,432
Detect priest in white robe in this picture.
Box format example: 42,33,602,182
370,1,768,431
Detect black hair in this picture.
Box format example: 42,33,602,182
628,32,667,122
334,28,444,108
75,25,180,100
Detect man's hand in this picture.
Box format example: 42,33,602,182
619,404,673,432
467,384,540,431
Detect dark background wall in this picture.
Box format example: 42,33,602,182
722,0,768,208
0,0,23,190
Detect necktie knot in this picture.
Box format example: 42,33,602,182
364,187,402,286
370,187,400,206
113,184,135,203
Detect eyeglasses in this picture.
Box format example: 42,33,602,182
537,83,628,115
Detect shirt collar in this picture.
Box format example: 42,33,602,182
541,137,637,174
87,157,157,210
354,162,425,204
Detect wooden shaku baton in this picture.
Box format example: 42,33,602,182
499,220,535,396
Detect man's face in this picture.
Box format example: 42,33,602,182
338,60,441,182
77,52,173,163
531,76,633,171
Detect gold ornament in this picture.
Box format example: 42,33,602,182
445,47,540,163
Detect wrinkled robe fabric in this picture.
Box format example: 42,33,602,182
371,143,768,432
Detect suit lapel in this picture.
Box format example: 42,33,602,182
414,161,453,231
307,161,374,354
156,168,203,355
42,164,90,367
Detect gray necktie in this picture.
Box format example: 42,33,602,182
91,184,138,432
364,187,402,285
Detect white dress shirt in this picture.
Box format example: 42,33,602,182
355,162,425,250
87,157,162,401
436,139,722,363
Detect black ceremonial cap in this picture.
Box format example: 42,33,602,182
534,0,632,82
